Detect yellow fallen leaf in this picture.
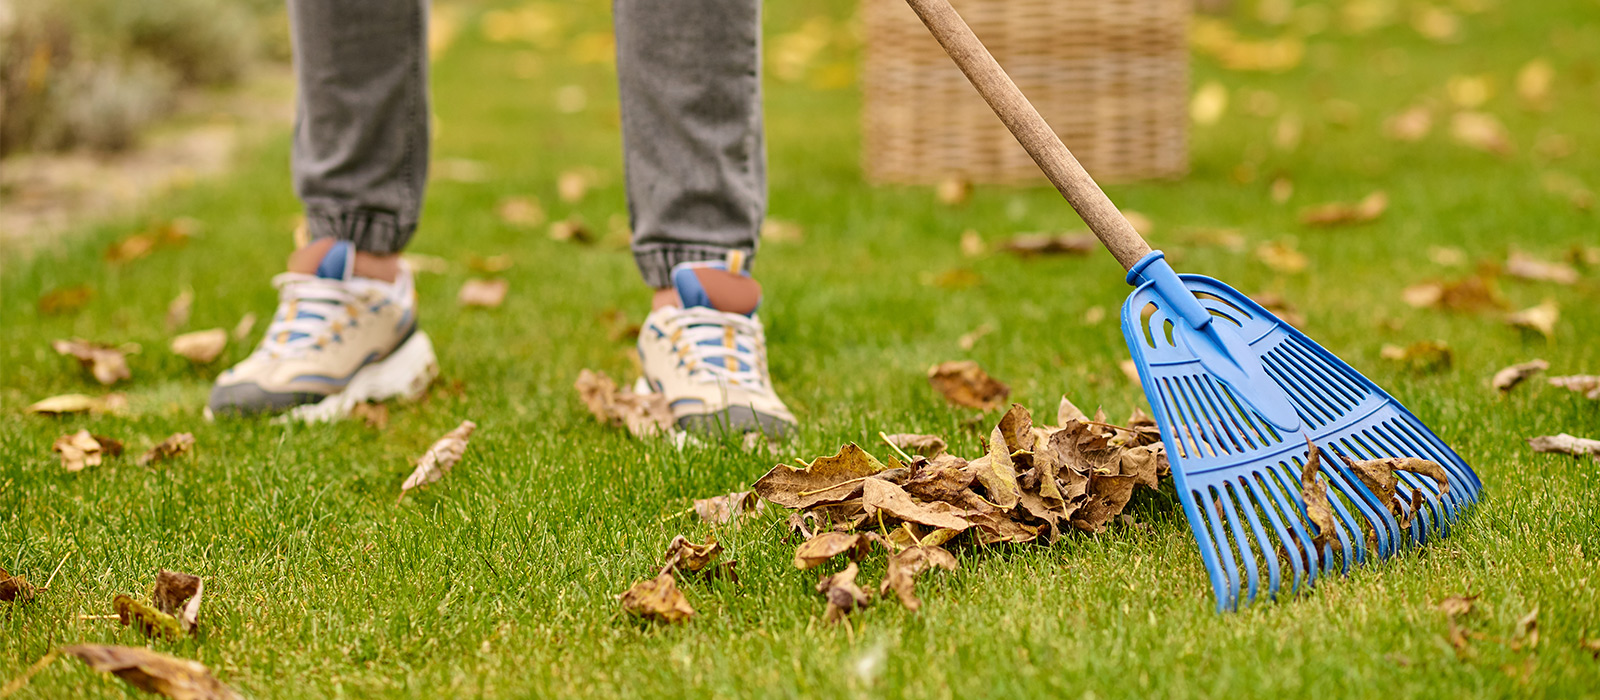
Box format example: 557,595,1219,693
27,393,125,415
1191,82,1228,125
557,170,592,203
548,217,593,244
1410,5,1461,42
52,339,135,385
1451,112,1513,155
1505,251,1579,284
1300,191,1388,226
959,230,986,257
1256,240,1308,273
458,279,509,308
1447,75,1493,108
936,177,971,205
170,329,227,364
1428,247,1467,267
62,644,241,700
1516,59,1554,109
1384,105,1433,142
1507,298,1559,339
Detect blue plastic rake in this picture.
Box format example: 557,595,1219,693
906,0,1481,610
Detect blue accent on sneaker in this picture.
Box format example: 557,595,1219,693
315,241,355,280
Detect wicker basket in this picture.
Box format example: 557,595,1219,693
862,0,1189,185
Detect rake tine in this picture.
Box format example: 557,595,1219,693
1182,491,1233,612
1199,486,1243,611
1226,477,1280,603
1323,440,1400,559
1369,424,1457,534
1245,472,1297,598
1389,420,1481,502
1218,481,1263,604
1319,466,1370,572
1267,461,1323,587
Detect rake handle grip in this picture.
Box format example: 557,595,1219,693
904,0,1155,271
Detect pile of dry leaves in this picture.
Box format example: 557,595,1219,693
617,397,1172,625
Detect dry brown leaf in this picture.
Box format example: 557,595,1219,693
1339,454,1448,528
1256,240,1308,274
557,169,592,203
165,288,193,333
0,566,35,602
1380,341,1453,373
350,402,390,429
816,562,872,623
969,427,1022,509
1451,112,1513,155
170,329,227,364
1403,275,1506,312
1000,232,1095,257
398,420,475,499
1429,247,1467,267
861,478,972,531
618,572,694,623
927,360,1010,411
469,254,514,274
661,535,722,574
936,177,971,205
598,308,641,342
1507,298,1559,339
883,433,948,458
1513,607,1539,649
1492,360,1548,393
1252,292,1307,327
138,433,195,467
52,338,134,385
497,196,546,227
1505,252,1579,284
1541,172,1594,210
26,393,126,415
959,229,986,257
38,284,94,315
1119,359,1142,387
761,218,804,244
1528,433,1600,459
62,644,241,700
1546,375,1600,400
793,532,872,570
1299,438,1337,554
879,545,958,611
151,570,203,633
692,491,764,525
1438,594,1478,618
53,430,103,471
574,369,676,439
1516,59,1554,108
548,217,593,244
458,278,509,307
1384,106,1433,142
1299,191,1388,226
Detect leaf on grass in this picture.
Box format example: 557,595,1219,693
1512,607,1539,649
661,535,722,573
760,218,804,244
38,285,94,315
459,279,509,307
1516,59,1554,108
935,177,971,205
557,169,592,203
1540,172,1594,211
968,427,1021,509
1438,594,1478,618
114,594,185,641
469,254,514,274
1299,191,1388,226
1505,252,1579,284
1380,341,1453,373
1403,275,1506,312
816,562,872,623
138,433,195,467
62,644,241,700
1429,247,1467,267
497,196,546,227
350,402,390,429
1450,112,1513,155
793,532,873,570
52,338,134,385
692,491,764,525
883,434,948,458
1069,473,1138,534
959,229,985,257
957,322,994,351
27,393,127,415
1384,105,1433,141
170,329,228,364
1338,454,1448,528
927,360,1010,411
573,369,675,438
53,430,104,471
1507,298,1559,339
1000,232,1096,257
1190,81,1228,125
861,478,972,531
755,443,885,509
1255,240,1308,274
1491,360,1548,393
879,545,958,611
399,420,475,499
1299,439,1337,554
618,572,694,623
548,217,593,244
166,288,193,333
1,567,35,602
151,570,203,633
1546,375,1599,400
1528,433,1600,459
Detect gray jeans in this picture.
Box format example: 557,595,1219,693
288,0,764,288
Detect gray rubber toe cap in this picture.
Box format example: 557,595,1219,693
207,382,322,416
676,406,795,440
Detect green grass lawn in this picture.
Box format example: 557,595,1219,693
4,0,1599,696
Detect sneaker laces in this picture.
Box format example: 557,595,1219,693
258,273,366,357
666,307,768,390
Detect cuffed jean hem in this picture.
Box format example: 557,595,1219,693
634,244,754,289
304,207,416,255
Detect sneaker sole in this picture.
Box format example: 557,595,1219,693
677,405,795,440
276,331,440,424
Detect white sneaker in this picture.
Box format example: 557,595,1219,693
638,253,797,438
208,240,437,418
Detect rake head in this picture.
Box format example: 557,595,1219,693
1119,253,1481,612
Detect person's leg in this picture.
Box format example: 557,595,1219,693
209,0,437,418
616,0,795,438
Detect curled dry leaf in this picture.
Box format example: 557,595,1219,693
1491,360,1548,393
1438,594,1478,618
557,169,592,203
38,284,94,315
1339,454,1448,529
1528,433,1600,459
1451,112,1513,155
1506,252,1579,284
935,177,972,205
1299,191,1388,226
619,572,694,623
1513,607,1539,649
53,430,104,471
692,491,764,525
27,393,127,415
1384,105,1432,141
1299,439,1337,555
62,644,241,700
816,562,872,623
171,329,228,364
114,594,184,641
1255,240,1308,274
755,443,886,509
152,570,204,633
458,278,509,308
52,338,134,385
574,369,675,438
1000,232,1096,257
138,433,195,467
1507,298,1559,339
1546,375,1599,400
1402,275,1505,312
399,420,476,499
661,535,722,574
879,545,958,611
883,433,948,458
793,532,873,570
861,478,972,532
497,196,546,227
548,217,593,244
927,360,1010,411
1380,341,1453,373
1,566,35,602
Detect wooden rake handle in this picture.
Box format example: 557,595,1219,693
904,0,1155,271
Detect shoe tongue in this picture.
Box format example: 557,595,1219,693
670,258,761,316
312,240,355,281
